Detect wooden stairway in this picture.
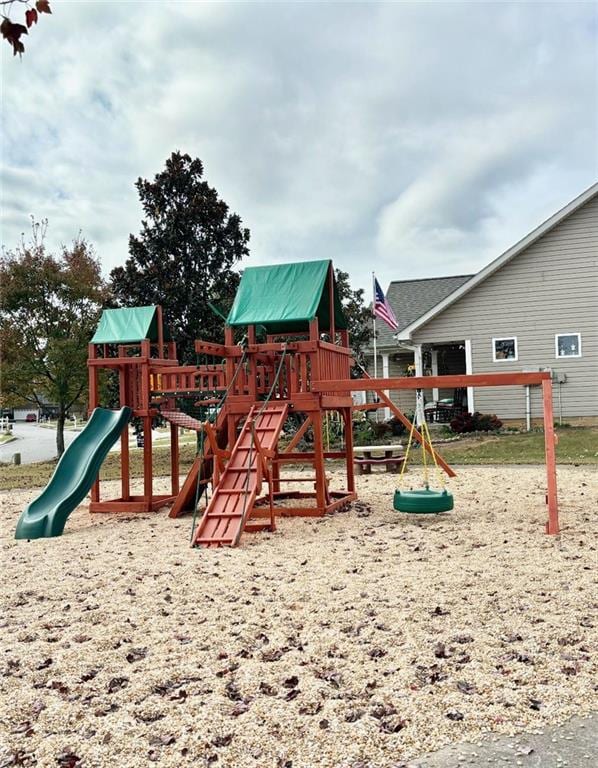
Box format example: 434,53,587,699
191,402,288,548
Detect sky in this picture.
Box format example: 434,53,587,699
1,1,597,297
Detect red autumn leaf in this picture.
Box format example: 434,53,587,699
36,0,52,13
26,9,39,27
1,18,28,56
1,19,28,41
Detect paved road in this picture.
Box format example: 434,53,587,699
0,423,170,465
0,423,78,464
407,713,596,768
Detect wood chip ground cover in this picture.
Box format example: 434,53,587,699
0,466,596,767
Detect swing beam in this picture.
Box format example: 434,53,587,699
313,371,559,535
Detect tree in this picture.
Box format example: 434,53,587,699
110,151,250,363
1,0,52,57
0,219,107,457
335,268,373,372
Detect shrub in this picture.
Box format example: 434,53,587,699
371,421,392,441
387,416,407,436
353,418,374,445
450,411,502,434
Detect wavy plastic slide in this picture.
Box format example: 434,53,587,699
15,407,132,540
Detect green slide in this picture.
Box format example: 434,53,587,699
15,407,132,540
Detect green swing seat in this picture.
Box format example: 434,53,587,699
393,487,454,514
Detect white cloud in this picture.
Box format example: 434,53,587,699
1,1,596,296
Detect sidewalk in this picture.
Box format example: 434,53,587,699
407,714,596,767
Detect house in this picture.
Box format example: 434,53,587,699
364,275,473,417
367,182,598,425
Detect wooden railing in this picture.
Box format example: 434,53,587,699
151,365,226,394
151,341,352,402
314,342,351,395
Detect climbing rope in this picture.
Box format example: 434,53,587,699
397,388,444,491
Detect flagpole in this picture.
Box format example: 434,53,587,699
372,271,378,380
372,272,379,422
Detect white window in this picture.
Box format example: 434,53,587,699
492,337,518,362
555,333,582,358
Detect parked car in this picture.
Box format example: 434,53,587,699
25,413,38,422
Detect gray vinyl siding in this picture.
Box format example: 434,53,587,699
364,352,417,416
411,194,598,420
388,355,417,415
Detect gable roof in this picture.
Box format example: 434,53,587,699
227,259,347,333
397,181,598,340
91,306,170,344
368,274,473,350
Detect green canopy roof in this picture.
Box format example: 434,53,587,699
91,306,170,344
226,260,347,333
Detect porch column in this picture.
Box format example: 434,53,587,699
413,345,423,376
382,353,390,420
465,339,475,413
431,349,439,402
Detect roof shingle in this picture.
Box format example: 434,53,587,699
368,274,473,350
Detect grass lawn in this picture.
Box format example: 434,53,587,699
413,425,598,465
0,434,17,446
38,420,87,431
0,427,596,492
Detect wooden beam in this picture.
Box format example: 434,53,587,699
170,422,179,496
313,371,552,392
284,416,313,453
344,406,355,493
328,262,335,342
157,305,164,359
542,379,559,534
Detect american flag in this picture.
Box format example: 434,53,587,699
373,277,399,330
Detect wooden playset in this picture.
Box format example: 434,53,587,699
16,258,560,544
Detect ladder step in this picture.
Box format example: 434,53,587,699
194,538,234,545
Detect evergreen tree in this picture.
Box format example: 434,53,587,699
334,268,373,372
110,152,250,362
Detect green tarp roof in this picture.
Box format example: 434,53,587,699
226,260,347,333
91,306,170,344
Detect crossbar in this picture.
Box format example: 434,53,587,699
313,371,552,392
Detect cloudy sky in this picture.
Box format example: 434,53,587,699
2,1,597,295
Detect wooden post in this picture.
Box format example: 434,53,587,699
143,416,153,511
312,412,326,512
224,326,235,394
542,379,559,535
119,364,130,501
344,407,355,493
328,263,336,343
309,317,319,342
248,325,257,401
156,305,164,359
141,340,153,511
170,422,179,496
88,343,100,503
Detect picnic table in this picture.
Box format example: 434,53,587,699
353,444,405,475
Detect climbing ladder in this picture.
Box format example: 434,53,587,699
191,402,289,548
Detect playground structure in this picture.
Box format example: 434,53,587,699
16,258,561,543
85,261,362,547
